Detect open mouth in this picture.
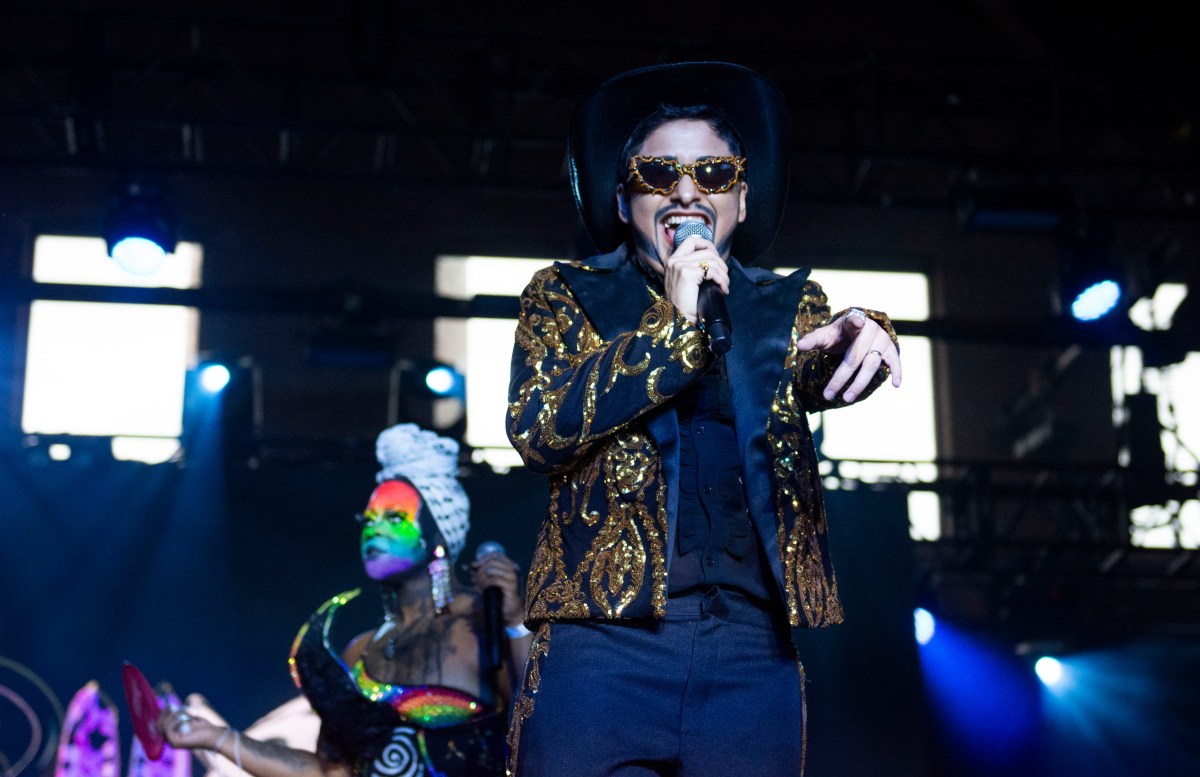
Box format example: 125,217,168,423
661,214,710,248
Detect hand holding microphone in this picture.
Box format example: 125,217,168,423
472,541,525,670
672,221,732,354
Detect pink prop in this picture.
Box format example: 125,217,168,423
122,663,166,761
56,681,120,777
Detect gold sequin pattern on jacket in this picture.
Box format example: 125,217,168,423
508,265,710,621
506,622,551,776
769,289,900,626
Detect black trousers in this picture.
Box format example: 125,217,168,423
510,587,806,776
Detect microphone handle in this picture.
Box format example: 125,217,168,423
698,280,732,354
482,585,503,670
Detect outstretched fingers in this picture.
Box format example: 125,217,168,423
815,310,902,401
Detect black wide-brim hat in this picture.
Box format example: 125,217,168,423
569,61,789,263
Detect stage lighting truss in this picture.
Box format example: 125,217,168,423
955,183,1071,234
104,180,177,276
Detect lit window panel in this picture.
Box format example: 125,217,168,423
22,236,202,464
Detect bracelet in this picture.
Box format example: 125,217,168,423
211,727,232,753
505,622,533,638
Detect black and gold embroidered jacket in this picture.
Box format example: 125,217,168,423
507,246,897,630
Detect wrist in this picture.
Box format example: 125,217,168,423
211,726,232,753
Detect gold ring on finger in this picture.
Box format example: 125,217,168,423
699,261,709,279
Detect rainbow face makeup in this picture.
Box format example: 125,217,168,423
359,480,426,580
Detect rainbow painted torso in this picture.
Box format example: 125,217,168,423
350,660,487,729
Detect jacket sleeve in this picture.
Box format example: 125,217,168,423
506,267,712,474
787,279,900,412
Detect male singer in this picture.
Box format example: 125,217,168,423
505,62,902,776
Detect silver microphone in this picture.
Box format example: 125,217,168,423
673,221,732,354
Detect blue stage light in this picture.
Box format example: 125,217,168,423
918,621,1042,765
914,607,936,645
1058,221,1123,322
1035,656,1064,687
424,365,459,397
1070,280,1122,322
393,358,465,404
110,236,169,276
199,363,231,393
105,180,177,276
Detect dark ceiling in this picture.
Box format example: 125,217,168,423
1,1,1196,217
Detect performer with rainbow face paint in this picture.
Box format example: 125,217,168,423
157,424,529,777
359,479,430,579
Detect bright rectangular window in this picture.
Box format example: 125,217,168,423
22,236,202,464
435,256,550,469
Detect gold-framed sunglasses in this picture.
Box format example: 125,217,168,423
626,155,747,196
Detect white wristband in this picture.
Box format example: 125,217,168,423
505,622,533,638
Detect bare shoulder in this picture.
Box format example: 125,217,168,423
339,629,375,665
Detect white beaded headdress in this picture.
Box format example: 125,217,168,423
374,424,470,562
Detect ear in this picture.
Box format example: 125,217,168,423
737,181,748,223
616,184,631,224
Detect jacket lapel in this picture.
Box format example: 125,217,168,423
724,261,812,586
553,247,652,342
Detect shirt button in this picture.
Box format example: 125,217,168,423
696,425,706,435
704,554,715,567
703,485,713,495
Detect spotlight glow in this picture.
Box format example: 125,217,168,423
48,443,72,461
1071,280,1121,321
424,365,459,397
1035,656,1064,686
110,236,168,276
914,608,936,645
199,364,231,393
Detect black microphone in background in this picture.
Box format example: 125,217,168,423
475,541,506,671
673,221,732,354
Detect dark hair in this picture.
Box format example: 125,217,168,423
617,104,746,182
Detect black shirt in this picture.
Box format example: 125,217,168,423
667,361,773,605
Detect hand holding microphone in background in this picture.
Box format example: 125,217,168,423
469,541,528,672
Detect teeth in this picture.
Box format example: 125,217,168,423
663,215,706,227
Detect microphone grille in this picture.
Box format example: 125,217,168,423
475,541,506,560
672,220,712,248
